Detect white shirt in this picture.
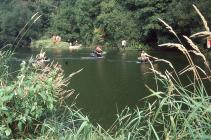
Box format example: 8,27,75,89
122,40,126,46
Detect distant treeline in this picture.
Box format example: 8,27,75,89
0,0,211,47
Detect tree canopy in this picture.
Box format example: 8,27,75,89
0,0,211,48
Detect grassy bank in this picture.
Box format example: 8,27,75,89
30,38,150,51
30,39,69,49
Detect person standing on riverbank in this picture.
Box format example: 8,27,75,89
121,40,127,50
52,35,61,44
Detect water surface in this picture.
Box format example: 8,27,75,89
11,48,211,128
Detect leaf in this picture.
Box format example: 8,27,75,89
77,121,88,135
149,122,160,140
18,122,23,131
1,93,13,102
5,128,11,136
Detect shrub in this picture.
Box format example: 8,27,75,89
0,51,81,138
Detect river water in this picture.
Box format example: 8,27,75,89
11,48,211,128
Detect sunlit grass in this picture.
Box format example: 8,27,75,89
31,39,69,49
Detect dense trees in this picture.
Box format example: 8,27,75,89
0,0,51,47
0,0,211,48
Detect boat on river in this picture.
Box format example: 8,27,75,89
81,56,104,59
69,45,81,50
81,51,106,59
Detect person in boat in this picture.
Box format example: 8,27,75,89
36,51,50,63
94,46,103,57
138,49,154,62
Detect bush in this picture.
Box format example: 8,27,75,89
0,51,77,138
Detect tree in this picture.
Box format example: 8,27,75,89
163,0,211,47
48,0,99,45
0,0,43,47
1,0,211,48
124,0,173,46
96,0,140,46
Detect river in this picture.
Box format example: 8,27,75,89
10,48,211,128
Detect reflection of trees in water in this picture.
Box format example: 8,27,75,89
69,48,79,53
96,60,104,81
52,48,62,54
121,52,127,60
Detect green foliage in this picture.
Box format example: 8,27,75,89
0,0,211,139
47,2,76,41
0,51,71,138
0,1,40,47
96,0,140,46
92,27,105,45
47,0,140,47
1,0,211,48
48,0,97,45
127,41,149,50
0,50,13,82
31,39,69,48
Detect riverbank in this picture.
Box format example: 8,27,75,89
30,38,152,51
30,39,69,49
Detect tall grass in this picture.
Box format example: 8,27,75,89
34,5,211,140
0,49,13,84
109,4,211,139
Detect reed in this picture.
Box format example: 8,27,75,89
107,4,210,139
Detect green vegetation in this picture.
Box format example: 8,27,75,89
0,50,76,138
1,0,211,49
1,48,211,139
0,4,210,139
31,39,69,48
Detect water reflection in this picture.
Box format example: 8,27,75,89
138,63,159,92
52,48,62,54
11,48,211,128
96,60,104,81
